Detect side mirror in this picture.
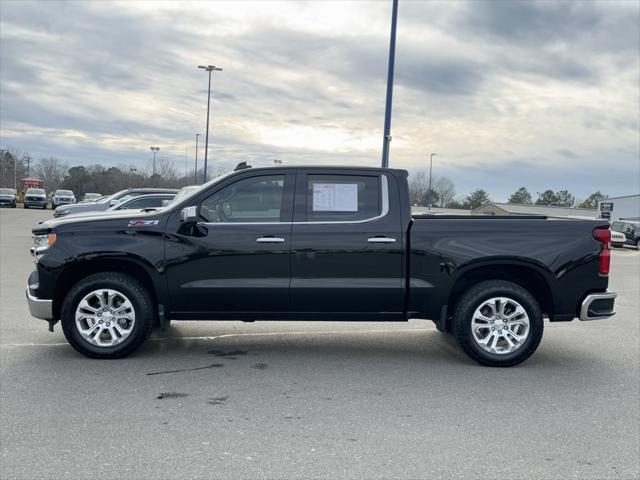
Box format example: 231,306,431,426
180,206,198,224
162,200,170,207
110,199,119,206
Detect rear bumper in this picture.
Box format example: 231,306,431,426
579,290,617,321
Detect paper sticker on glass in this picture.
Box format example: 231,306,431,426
312,183,358,212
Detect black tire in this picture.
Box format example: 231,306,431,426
452,280,543,367
23,204,28,209
61,272,155,359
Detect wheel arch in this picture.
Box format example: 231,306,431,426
445,260,555,331
52,255,162,320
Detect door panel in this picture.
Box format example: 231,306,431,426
165,172,294,315
290,172,404,315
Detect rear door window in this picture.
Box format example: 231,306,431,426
305,174,380,222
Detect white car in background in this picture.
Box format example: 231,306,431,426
610,229,626,248
51,190,76,210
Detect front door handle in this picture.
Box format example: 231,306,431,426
367,237,396,243
256,237,286,244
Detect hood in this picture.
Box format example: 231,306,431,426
34,209,163,233
0,193,16,198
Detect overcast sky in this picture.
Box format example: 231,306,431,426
1,0,639,201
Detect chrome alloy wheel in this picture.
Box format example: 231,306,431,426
75,289,136,347
471,296,530,355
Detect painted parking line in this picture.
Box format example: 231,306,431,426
0,328,426,348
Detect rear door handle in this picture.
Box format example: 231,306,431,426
256,237,286,243
367,237,396,243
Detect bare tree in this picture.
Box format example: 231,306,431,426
408,171,428,206
33,157,68,193
155,157,177,183
433,176,456,207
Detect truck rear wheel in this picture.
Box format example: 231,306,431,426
60,272,155,359
452,280,543,367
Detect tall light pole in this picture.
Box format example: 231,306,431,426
150,146,160,176
194,133,200,183
381,0,399,168
198,64,223,183
428,153,436,211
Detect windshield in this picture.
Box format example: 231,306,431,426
169,186,200,204
27,189,45,195
97,190,127,204
0,188,13,195
55,190,73,196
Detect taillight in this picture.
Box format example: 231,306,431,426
593,228,611,276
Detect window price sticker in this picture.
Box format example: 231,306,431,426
312,183,358,212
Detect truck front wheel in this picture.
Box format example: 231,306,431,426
452,280,543,367
60,272,155,359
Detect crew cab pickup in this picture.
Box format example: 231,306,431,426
26,166,617,366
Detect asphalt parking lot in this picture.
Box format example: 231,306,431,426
1,208,638,480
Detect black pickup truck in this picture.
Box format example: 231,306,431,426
26,166,616,366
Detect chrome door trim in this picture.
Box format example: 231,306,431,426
196,175,390,226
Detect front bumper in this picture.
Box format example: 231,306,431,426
26,287,53,321
25,200,47,207
579,290,617,321
26,271,53,321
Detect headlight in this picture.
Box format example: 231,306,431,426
31,233,57,257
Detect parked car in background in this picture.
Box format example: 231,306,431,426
51,190,76,209
0,188,17,208
23,188,48,209
67,194,178,219
610,220,640,249
610,230,626,248
53,188,178,218
107,193,176,212
81,193,102,203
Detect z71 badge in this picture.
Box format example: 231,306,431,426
128,219,159,227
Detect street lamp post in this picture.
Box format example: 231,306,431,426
428,153,436,211
150,146,160,176
198,64,223,183
194,134,200,183
381,0,399,168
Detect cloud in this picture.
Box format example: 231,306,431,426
0,0,638,200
